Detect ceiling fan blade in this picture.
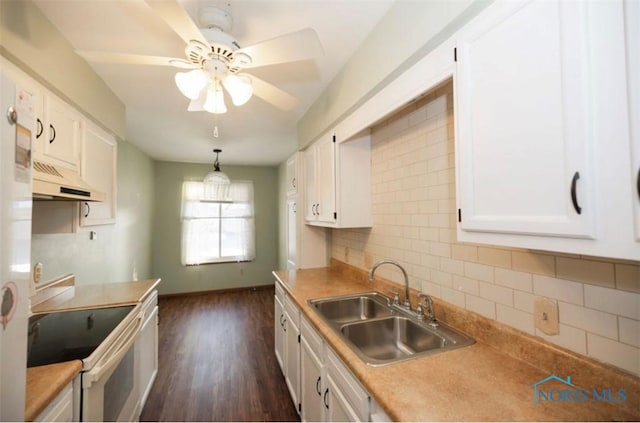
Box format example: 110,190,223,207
144,0,208,46
76,51,197,68
236,28,323,69
250,75,299,111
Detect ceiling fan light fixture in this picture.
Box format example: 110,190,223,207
175,69,209,100
223,74,253,106
203,81,227,114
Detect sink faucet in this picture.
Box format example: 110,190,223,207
369,260,411,310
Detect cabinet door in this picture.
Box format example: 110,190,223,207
43,94,81,170
325,374,360,422
300,336,324,422
456,0,596,239
80,121,117,226
274,294,285,372
138,304,158,410
626,0,640,241
284,313,300,414
287,198,297,269
316,136,336,224
286,154,298,196
304,147,318,221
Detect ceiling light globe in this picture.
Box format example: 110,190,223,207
175,69,209,100
203,82,227,114
223,74,253,106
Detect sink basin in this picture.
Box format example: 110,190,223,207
308,292,475,366
341,316,446,363
308,292,393,324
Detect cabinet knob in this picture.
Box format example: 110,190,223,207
292,177,296,189
315,376,322,396
6,106,17,125
323,388,329,409
570,171,582,215
49,124,56,144
84,202,91,218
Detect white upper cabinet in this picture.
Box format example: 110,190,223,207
304,132,372,228
305,135,336,224
455,0,640,260
286,154,299,197
38,93,81,171
626,0,640,242
456,0,595,239
79,120,117,226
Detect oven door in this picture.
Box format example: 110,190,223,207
81,308,143,422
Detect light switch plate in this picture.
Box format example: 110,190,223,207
534,297,559,335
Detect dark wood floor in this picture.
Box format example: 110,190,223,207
140,287,300,422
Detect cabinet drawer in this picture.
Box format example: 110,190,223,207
326,348,369,421
275,280,285,304
284,295,300,328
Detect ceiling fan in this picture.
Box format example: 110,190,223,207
77,0,324,113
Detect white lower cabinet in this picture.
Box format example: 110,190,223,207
137,290,158,413
284,296,301,414
35,376,80,422
276,281,373,422
300,318,325,422
274,285,285,370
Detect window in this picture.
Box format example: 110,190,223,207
181,180,255,265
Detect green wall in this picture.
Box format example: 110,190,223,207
277,159,288,270
31,141,155,285
151,161,279,295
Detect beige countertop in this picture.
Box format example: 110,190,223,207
31,278,161,313
274,264,640,421
26,278,161,420
25,360,83,422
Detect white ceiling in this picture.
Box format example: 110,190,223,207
33,0,394,166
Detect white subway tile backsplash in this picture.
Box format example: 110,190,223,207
533,275,584,305
441,286,465,308
479,282,514,307
336,83,640,376
494,268,533,293
464,262,494,283
453,275,479,296
619,317,640,348
536,324,587,356
514,291,535,314
465,294,496,319
496,304,534,335
584,285,640,320
587,333,640,375
558,302,618,340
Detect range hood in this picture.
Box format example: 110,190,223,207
32,160,106,202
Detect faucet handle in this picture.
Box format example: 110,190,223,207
418,293,436,322
387,289,400,306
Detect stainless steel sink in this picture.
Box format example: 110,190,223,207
309,292,392,324
308,292,474,366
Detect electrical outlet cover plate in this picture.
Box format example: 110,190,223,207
534,297,559,335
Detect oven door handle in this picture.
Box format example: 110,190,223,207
84,311,144,387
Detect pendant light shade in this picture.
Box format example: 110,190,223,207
202,149,231,202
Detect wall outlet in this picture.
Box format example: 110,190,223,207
33,262,43,283
534,297,559,335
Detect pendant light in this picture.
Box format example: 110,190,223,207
202,149,231,202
